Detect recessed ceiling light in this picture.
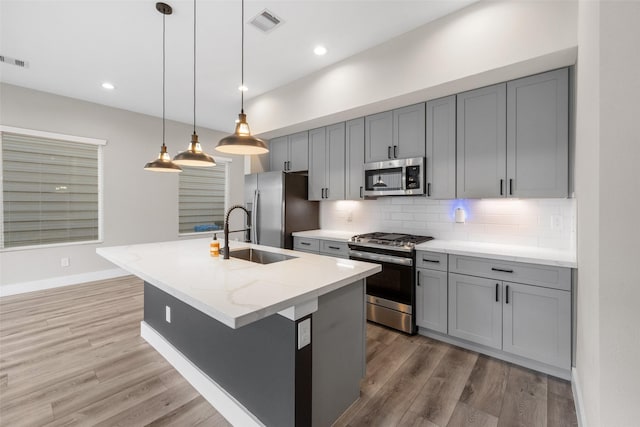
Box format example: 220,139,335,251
238,85,248,92
101,82,115,90
314,45,327,56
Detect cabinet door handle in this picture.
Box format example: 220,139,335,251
506,285,510,304
491,267,514,273
393,145,398,158
509,178,513,195
284,161,287,171
360,186,364,198
495,283,499,302
427,182,431,197
328,245,340,250
321,188,325,198
417,270,421,286
300,242,311,246
500,179,504,196
325,187,329,199
422,258,440,263
388,146,392,159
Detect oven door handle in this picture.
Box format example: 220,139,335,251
349,250,413,266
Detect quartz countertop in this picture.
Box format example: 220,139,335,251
414,240,576,268
291,229,358,242
97,239,380,329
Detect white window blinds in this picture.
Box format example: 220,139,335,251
178,163,227,234
1,131,103,249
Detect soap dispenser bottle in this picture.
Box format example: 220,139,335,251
210,234,220,257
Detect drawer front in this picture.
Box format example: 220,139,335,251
449,255,571,291
416,251,448,271
320,240,349,258
293,237,320,253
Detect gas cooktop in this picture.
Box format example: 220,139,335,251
349,232,433,252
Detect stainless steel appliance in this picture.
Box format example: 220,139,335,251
348,232,433,334
244,171,319,249
363,157,425,197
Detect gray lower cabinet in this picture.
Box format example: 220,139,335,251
345,118,365,200
416,268,448,334
308,123,345,201
269,131,309,172
448,273,503,349
426,95,456,199
293,236,349,259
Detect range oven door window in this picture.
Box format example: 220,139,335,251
349,254,413,306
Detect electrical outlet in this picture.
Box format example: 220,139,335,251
61,257,70,267
551,215,563,230
297,318,311,349
165,305,171,323
347,211,353,223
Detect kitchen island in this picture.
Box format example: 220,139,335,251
97,238,380,427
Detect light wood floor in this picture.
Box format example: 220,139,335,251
0,277,578,427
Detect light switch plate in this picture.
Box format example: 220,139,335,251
165,305,171,323
297,318,311,349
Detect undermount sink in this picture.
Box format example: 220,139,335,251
229,248,297,265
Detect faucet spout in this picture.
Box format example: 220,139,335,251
223,205,250,259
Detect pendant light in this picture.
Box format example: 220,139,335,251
173,0,216,167
373,174,387,187
215,0,268,155
144,2,182,173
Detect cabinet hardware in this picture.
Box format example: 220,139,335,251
500,179,504,196
506,285,510,304
326,187,329,199
300,242,311,246
387,146,392,159
328,246,340,250
284,161,287,171
393,145,398,158
360,186,363,198
495,283,499,302
427,182,431,197
491,267,514,273
417,270,421,286
422,259,440,263
509,178,513,195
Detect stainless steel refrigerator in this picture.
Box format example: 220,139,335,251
244,171,319,249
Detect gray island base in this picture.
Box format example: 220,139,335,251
142,279,366,427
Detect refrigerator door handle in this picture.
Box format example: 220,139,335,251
252,189,259,244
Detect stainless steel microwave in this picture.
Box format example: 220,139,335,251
363,157,425,197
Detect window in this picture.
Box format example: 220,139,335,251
0,126,105,249
178,160,229,235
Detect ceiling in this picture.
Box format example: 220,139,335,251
1,0,475,134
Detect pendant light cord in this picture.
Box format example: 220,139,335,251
162,10,166,147
240,0,244,114
193,0,197,134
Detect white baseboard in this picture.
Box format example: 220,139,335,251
0,268,129,297
572,367,588,427
140,321,264,427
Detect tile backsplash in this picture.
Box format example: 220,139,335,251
320,197,576,251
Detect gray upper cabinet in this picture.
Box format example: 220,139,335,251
456,83,507,198
269,131,309,172
426,96,456,199
502,281,571,370
364,111,393,163
448,273,503,349
507,68,569,198
345,118,365,200
393,103,426,159
308,123,345,201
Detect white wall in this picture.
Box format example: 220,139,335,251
0,83,245,288
248,0,578,139
321,198,575,250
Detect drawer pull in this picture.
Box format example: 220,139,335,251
495,283,499,302
300,242,311,246
491,267,513,273
328,246,340,250
422,258,440,264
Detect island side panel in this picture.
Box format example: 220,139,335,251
312,279,366,427
143,282,307,427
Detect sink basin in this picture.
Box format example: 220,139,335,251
229,248,297,265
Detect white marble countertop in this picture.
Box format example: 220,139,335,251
414,240,576,268
291,229,357,242
97,238,380,329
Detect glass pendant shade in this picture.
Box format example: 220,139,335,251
216,113,269,155
144,144,182,173
173,133,216,166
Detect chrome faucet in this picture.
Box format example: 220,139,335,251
223,205,250,259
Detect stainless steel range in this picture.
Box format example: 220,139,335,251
348,232,433,334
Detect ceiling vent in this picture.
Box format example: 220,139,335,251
249,9,283,33
0,55,29,68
